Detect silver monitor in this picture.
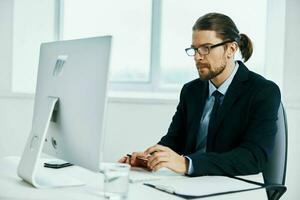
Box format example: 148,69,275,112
17,36,112,188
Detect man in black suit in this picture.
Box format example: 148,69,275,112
119,13,281,176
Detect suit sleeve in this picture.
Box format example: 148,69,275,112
158,85,187,154
187,81,281,176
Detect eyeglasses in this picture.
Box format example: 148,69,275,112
185,40,233,56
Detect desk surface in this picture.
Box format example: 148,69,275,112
0,157,267,200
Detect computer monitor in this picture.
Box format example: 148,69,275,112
17,36,112,188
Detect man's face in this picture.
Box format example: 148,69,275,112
191,30,228,81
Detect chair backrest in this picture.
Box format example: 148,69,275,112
263,102,288,200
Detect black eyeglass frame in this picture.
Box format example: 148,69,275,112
185,40,234,56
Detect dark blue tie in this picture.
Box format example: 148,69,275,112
207,90,223,148
196,90,222,152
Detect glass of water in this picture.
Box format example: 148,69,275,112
103,163,130,200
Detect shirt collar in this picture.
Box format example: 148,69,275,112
208,61,239,97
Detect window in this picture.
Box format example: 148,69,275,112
63,0,268,90
160,0,267,86
12,0,57,93
62,0,152,83
11,0,268,93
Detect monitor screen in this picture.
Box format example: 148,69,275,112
18,36,112,188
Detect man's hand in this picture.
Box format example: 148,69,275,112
118,156,130,164
144,144,189,174
118,151,149,169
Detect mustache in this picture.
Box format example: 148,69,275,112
196,62,210,68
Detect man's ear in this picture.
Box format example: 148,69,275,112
227,42,238,58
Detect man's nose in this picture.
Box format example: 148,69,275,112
194,51,204,61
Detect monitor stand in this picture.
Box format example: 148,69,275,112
17,97,84,188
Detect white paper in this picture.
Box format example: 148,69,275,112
144,175,263,197
129,167,184,183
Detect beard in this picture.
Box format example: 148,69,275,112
197,57,227,81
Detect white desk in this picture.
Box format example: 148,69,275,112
0,157,267,200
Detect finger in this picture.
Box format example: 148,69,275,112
118,156,128,163
131,152,146,165
147,151,169,165
148,156,169,170
152,161,168,172
145,144,168,155
145,144,163,154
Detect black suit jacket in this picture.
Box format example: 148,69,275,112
158,61,281,176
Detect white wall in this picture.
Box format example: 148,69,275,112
103,97,177,162
283,0,300,102
281,0,300,199
284,108,300,200
264,0,286,90
0,95,33,157
0,95,178,162
0,0,13,92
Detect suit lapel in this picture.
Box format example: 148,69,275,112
197,81,209,121
207,62,249,150
186,80,208,153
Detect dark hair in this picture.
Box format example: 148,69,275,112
192,13,253,62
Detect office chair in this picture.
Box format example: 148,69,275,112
263,102,288,200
